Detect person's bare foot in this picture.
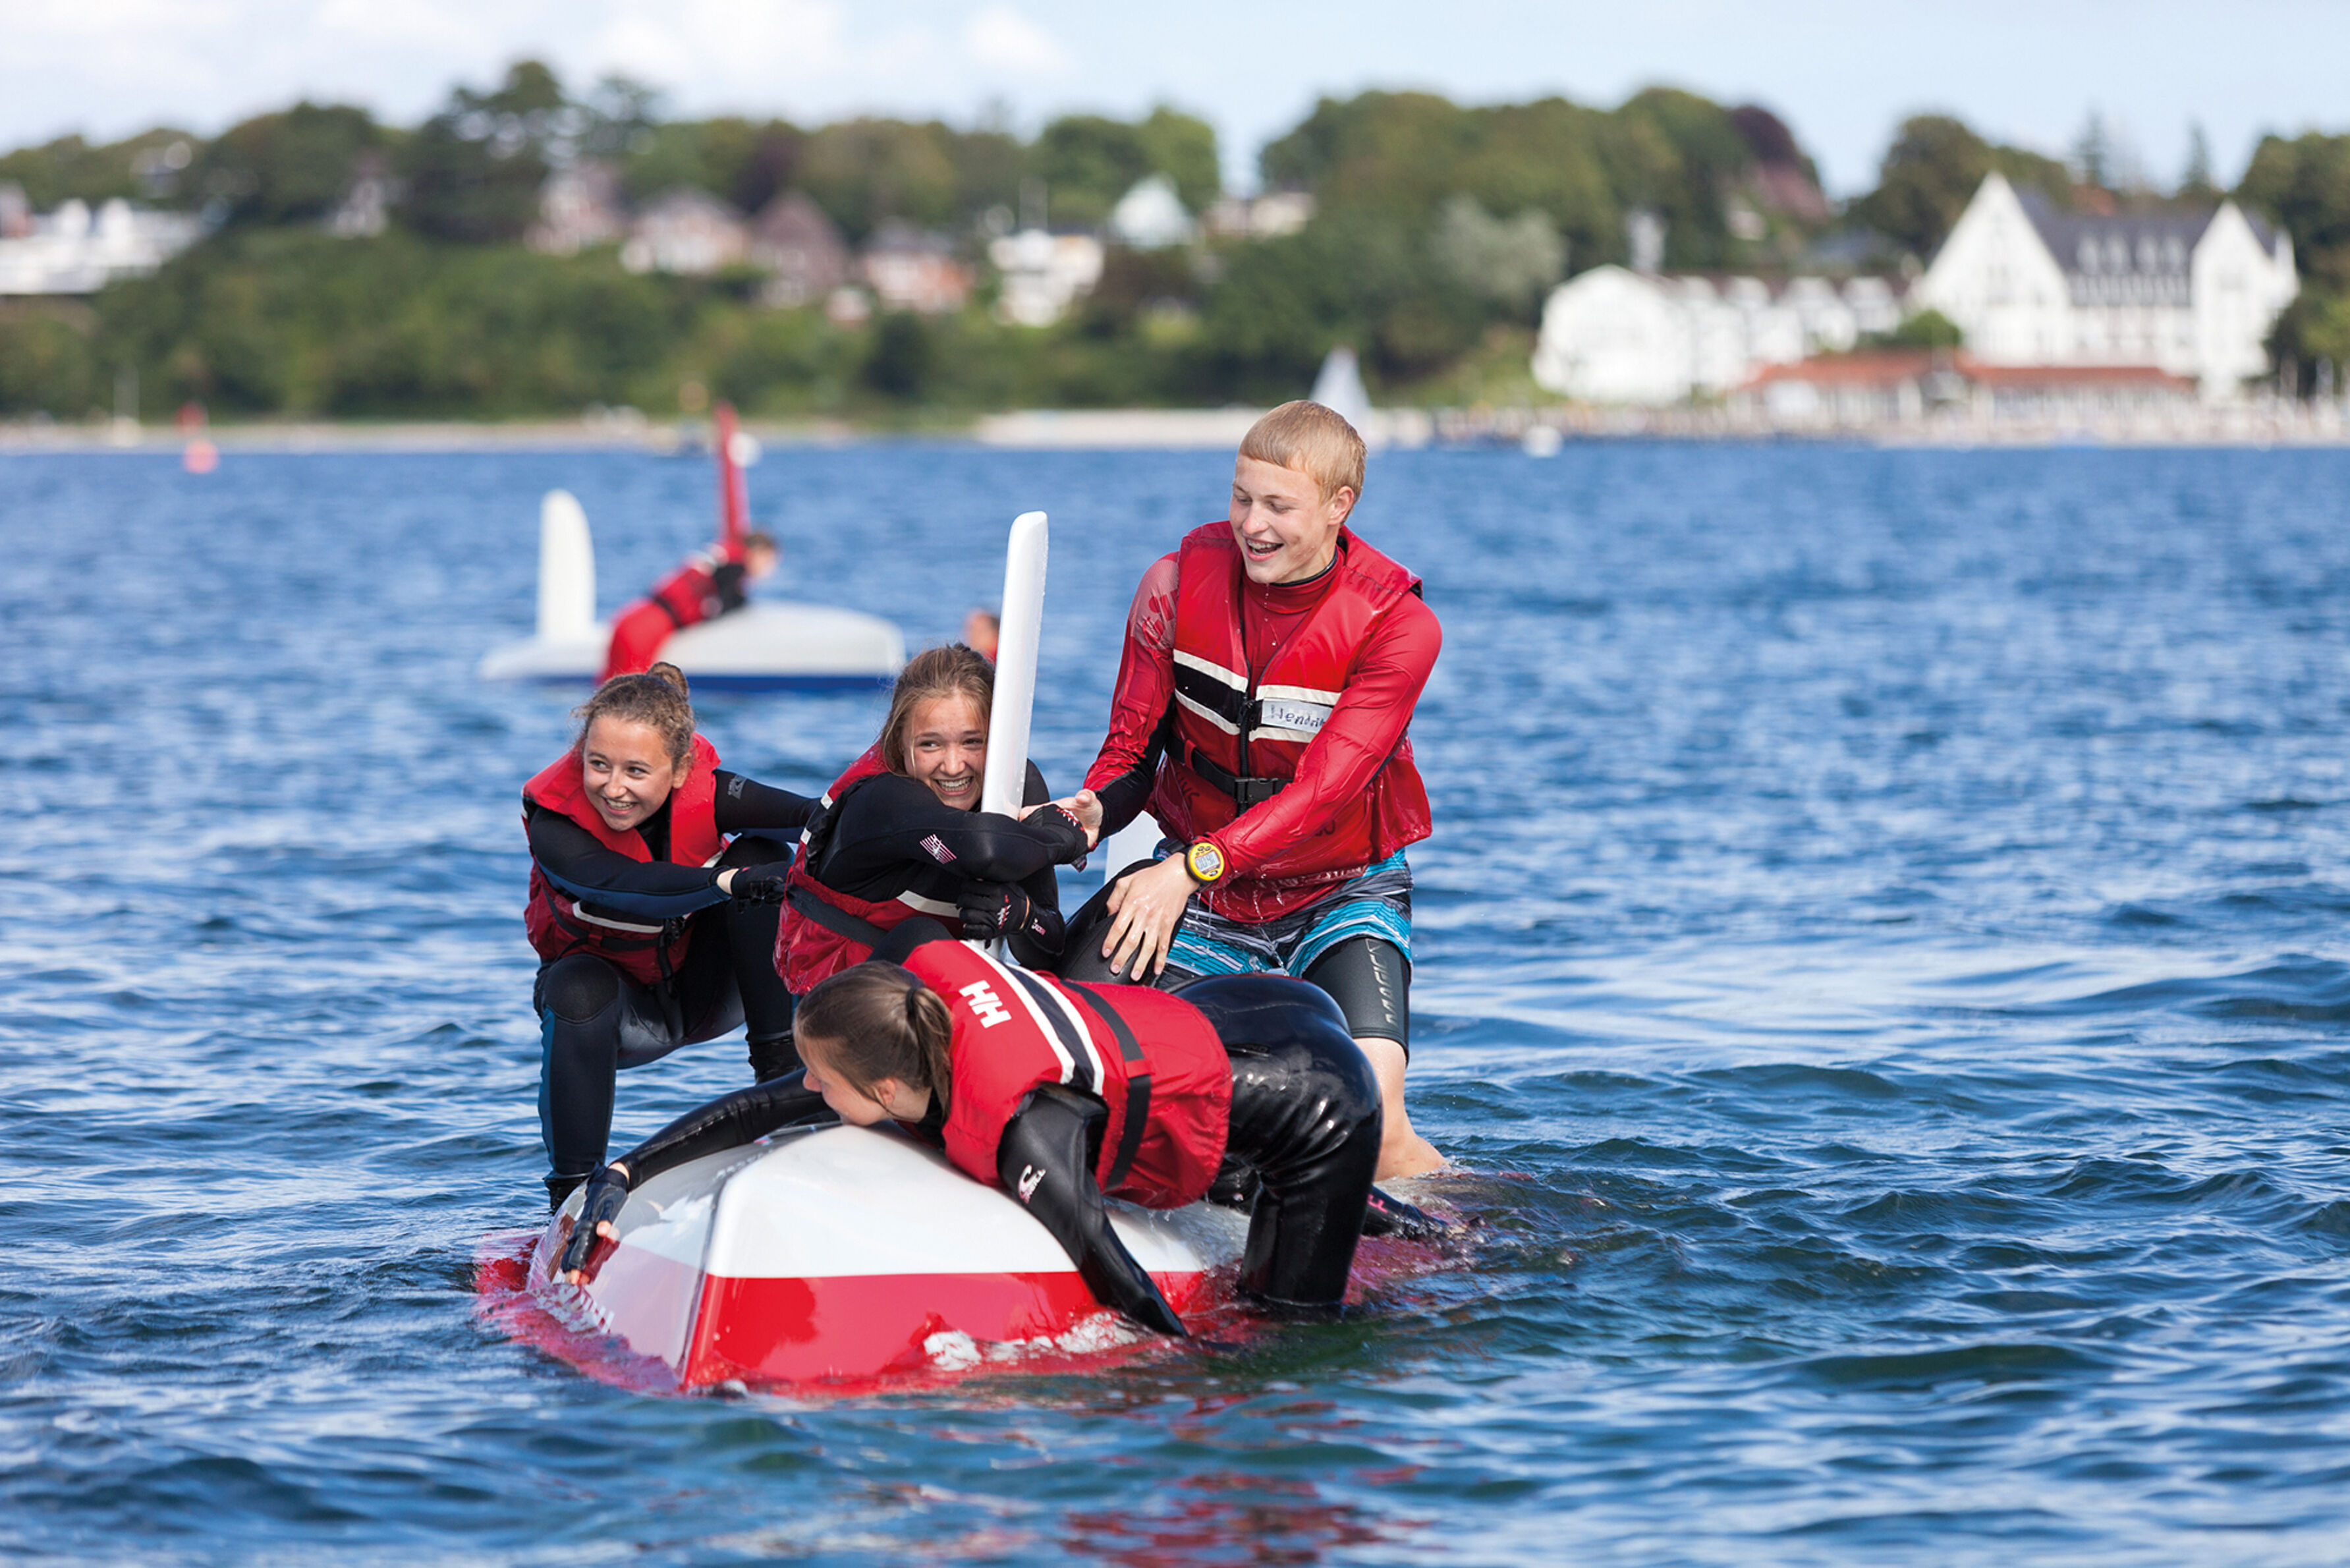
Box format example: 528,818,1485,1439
1358,1036,1449,1180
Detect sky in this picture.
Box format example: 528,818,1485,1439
6,0,2347,197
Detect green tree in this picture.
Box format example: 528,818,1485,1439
2180,122,2216,200
0,303,100,414
0,128,203,210
2237,130,2350,291
1429,195,1563,317
1853,113,2073,260
862,312,933,399
185,103,387,226
399,60,569,244
799,119,960,240
1032,115,1152,227
2238,130,2350,387
1135,107,1220,212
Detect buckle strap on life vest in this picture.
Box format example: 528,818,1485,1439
1062,982,1154,1191
787,885,891,952
1185,742,1288,809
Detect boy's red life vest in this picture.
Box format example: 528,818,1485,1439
1153,522,1433,901
774,745,971,994
522,733,725,985
903,942,1231,1210
600,550,735,680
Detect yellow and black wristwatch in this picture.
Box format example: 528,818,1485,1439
1183,839,1227,885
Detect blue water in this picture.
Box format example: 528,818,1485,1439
8,440,2350,1565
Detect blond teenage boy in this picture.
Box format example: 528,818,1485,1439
1082,401,1445,1179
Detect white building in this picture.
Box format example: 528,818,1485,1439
1203,190,1315,240
0,197,204,296
988,228,1105,327
1108,175,1194,250
621,188,748,277
528,161,627,256
1532,266,1903,405
1913,173,2296,400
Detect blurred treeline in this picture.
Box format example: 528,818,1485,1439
2,61,2345,420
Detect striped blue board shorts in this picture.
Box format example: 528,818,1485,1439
1166,850,1413,980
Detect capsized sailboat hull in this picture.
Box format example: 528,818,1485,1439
530,1122,1246,1388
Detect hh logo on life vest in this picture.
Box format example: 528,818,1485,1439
959,979,1012,1027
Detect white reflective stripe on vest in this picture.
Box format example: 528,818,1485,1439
1175,690,1241,735
1173,648,1247,690
557,896,667,936
972,947,1105,1091
896,889,959,918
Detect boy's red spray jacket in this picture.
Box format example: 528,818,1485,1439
903,940,1231,1210
1089,522,1436,922
522,733,725,985
773,744,971,994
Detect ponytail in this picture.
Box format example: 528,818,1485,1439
798,962,955,1109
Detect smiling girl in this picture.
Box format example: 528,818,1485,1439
774,644,1102,994
522,663,816,1207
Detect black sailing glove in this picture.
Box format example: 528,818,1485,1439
728,865,792,903
997,1085,1188,1337
1360,1183,1445,1242
956,880,1034,941
557,1165,632,1279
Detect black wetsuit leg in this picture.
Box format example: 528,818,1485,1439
719,833,798,1079
870,914,958,966
1299,935,1411,1055
1180,974,1382,1311
1049,862,1179,985
537,910,752,1188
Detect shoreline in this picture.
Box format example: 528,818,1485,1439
5,405,2348,453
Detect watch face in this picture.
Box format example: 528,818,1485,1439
1187,842,1225,883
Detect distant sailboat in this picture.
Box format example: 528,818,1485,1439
1309,345,1373,433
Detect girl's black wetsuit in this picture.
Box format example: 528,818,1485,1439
784,761,1084,985
528,770,814,1202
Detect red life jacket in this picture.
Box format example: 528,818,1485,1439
649,556,722,629
1154,523,1434,897
522,733,725,986
773,745,971,994
905,942,1231,1210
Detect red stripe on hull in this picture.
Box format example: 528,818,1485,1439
679,1268,1207,1387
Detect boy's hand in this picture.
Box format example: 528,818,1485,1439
1102,854,1196,980
1019,789,1102,847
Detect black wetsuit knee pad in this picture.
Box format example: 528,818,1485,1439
538,955,621,1024
1301,936,1410,1054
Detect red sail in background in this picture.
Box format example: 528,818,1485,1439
714,401,748,554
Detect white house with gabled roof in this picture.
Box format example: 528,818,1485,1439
1913,172,2295,400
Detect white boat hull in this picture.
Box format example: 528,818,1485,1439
531,1123,1246,1387
479,601,905,691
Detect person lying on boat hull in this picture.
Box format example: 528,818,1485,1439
560,937,1415,1330
523,663,815,1209
601,531,779,682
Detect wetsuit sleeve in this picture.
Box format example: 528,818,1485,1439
710,771,819,834
822,772,1090,889
997,1085,1187,1336
526,804,729,919
609,1070,835,1185
1212,590,1441,877
1084,553,1180,835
